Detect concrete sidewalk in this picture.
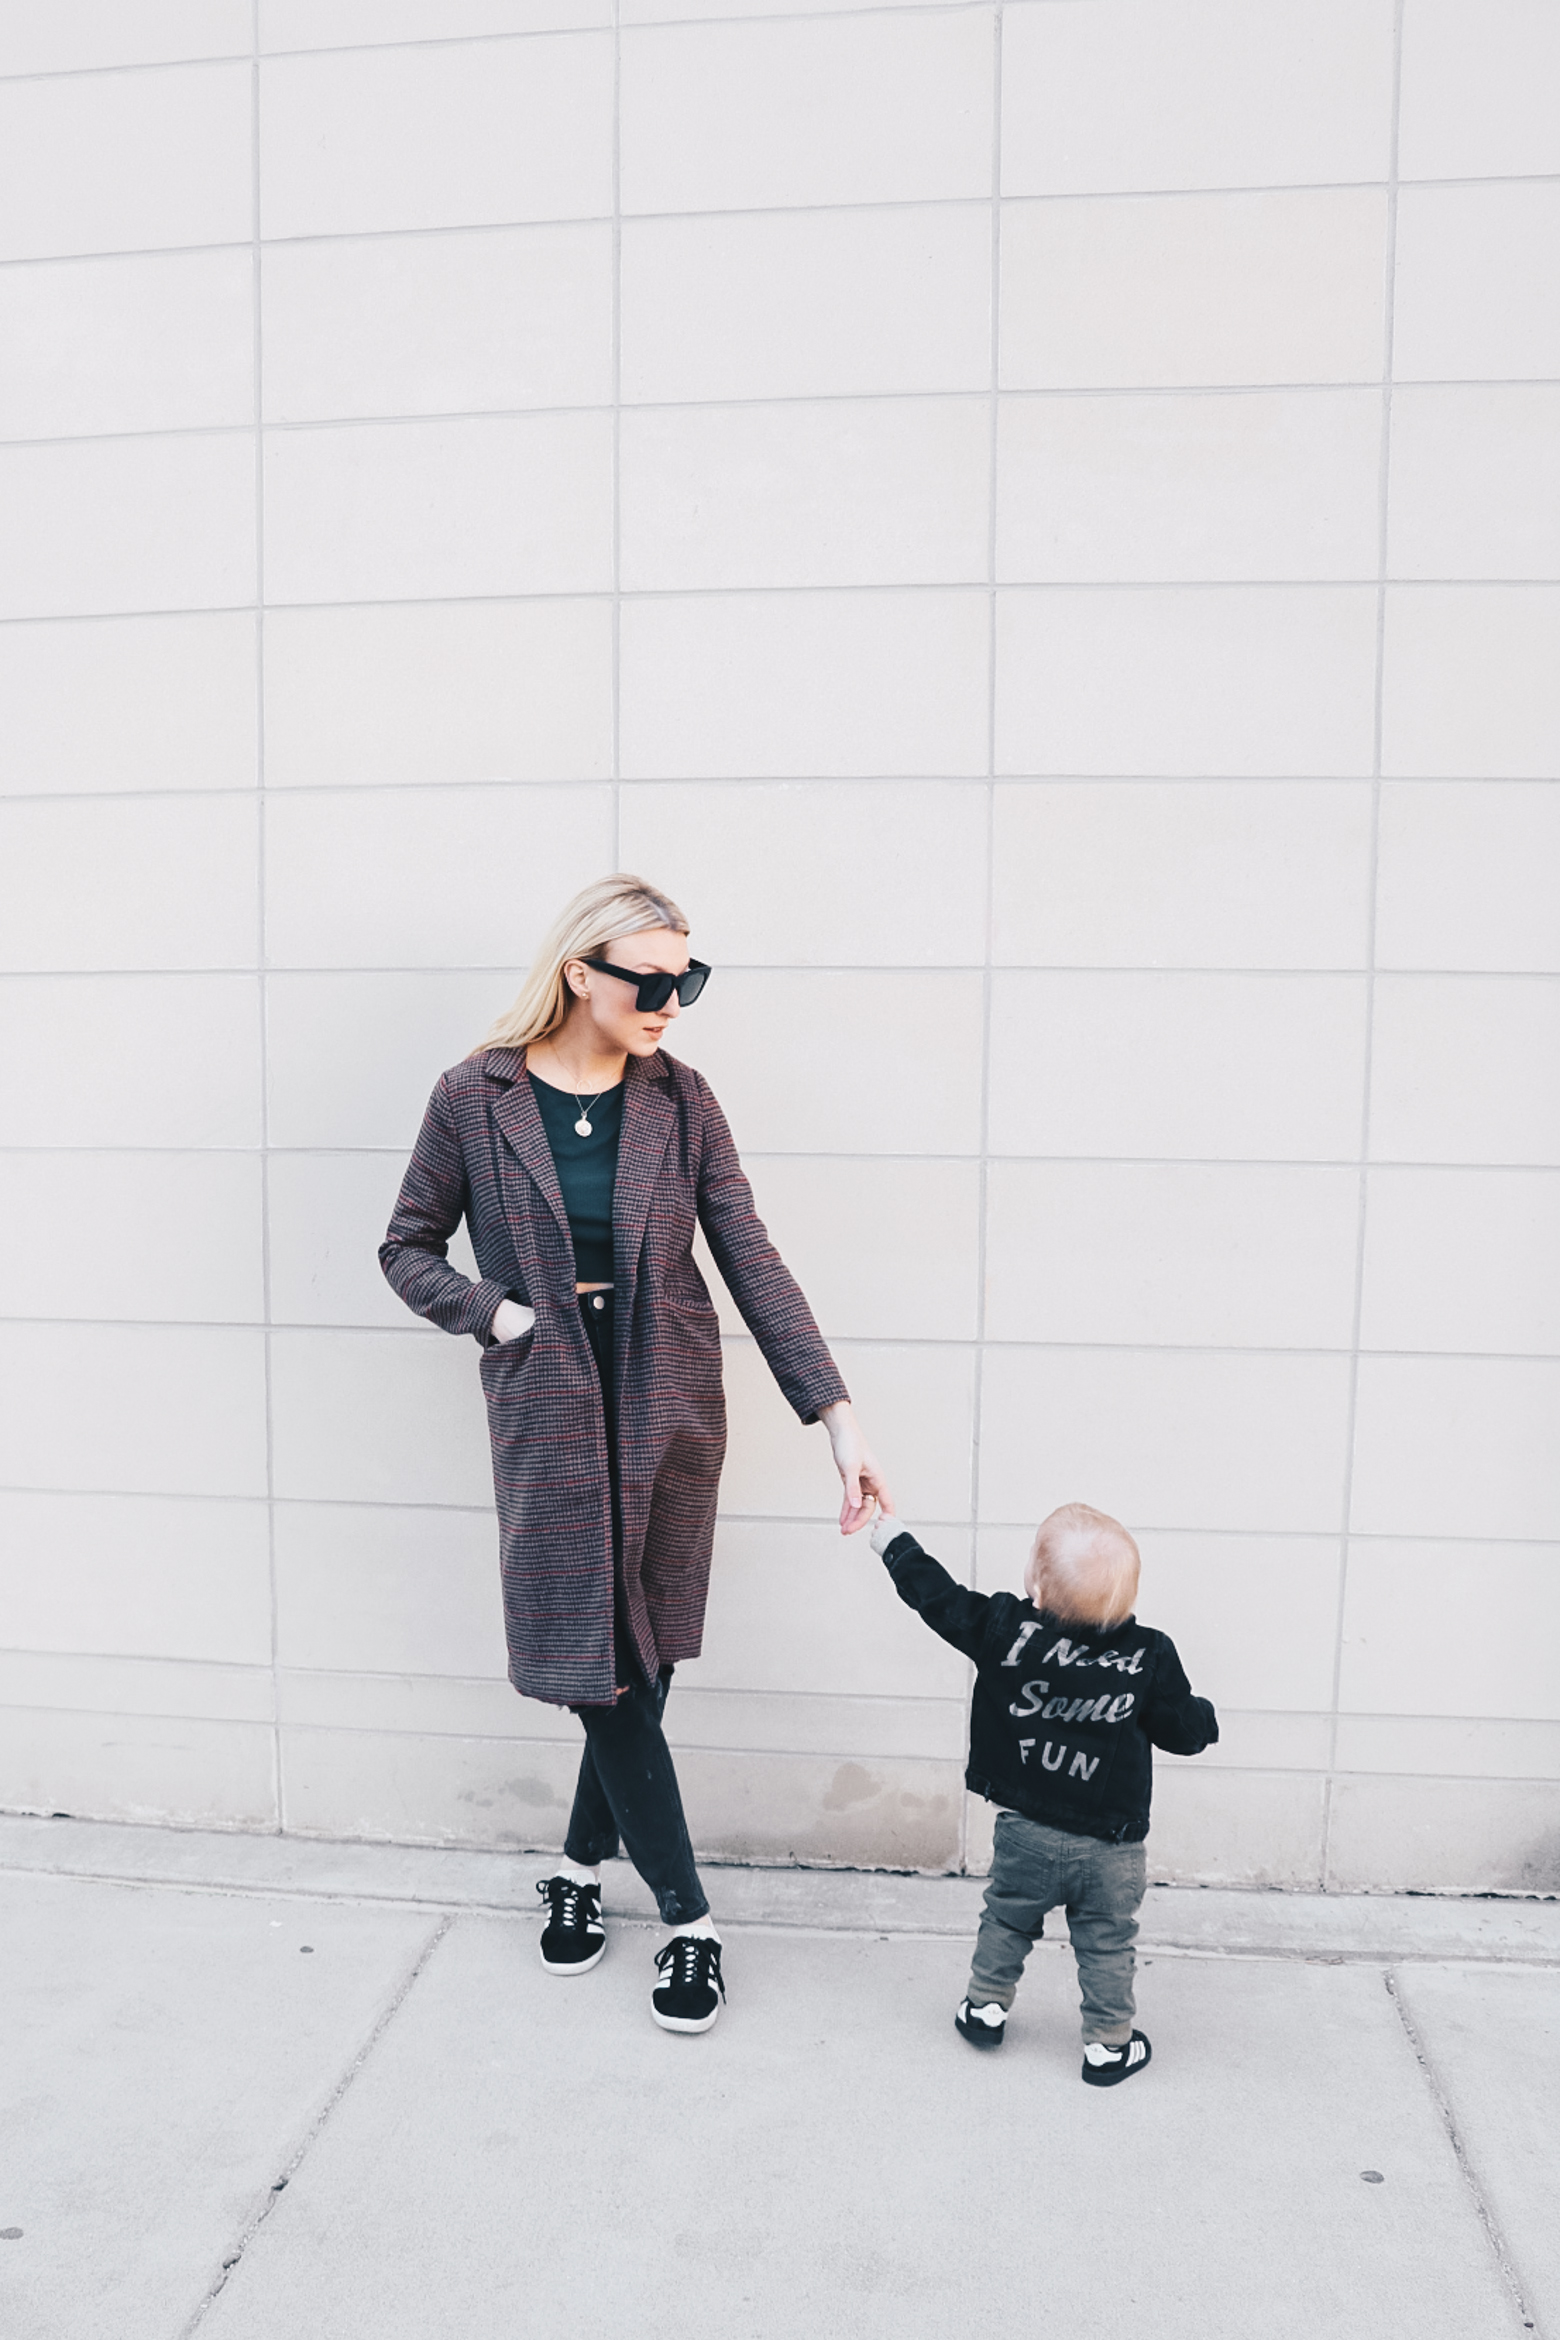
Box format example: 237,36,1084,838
2,1817,1555,2340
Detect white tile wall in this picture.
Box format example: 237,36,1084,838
258,39,614,240
1001,0,1395,196
997,390,1382,585
0,614,258,796
1388,386,1560,581
1398,0,1560,179
621,208,993,402
991,782,1373,969
1000,190,1388,390
619,14,993,214
2,5,1552,1889
996,588,1379,777
0,249,254,440
262,600,613,789
1393,182,1560,383
262,413,614,605
987,972,1368,1159
1380,588,1560,779
0,61,252,262
261,226,614,425
0,434,257,619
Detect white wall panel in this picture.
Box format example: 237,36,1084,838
991,781,1373,969
1376,782,1560,974
0,1489,271,1663
1369,977,1560,1167
258,38,614,239
717,1337,976,1525
984,1161,1360,1348
270,1328,494,1507
0,975,262,1149
269,1152,479,1330
1000,190,1388,390
1129,1532,1341,1714
0,61,251,262
621,207,992,402
263,783,610,969
997,390,1381,584
0,249,253,441
1360,1168,1560,1357
1002,0,1395,196
0,1322,268,1498
668,972,984,1156
978,1346,1352,1533
261,1,609,48
996,587,1378,778
0,795,257,972
620,397,989,591
265,972,517,1150
1398,0,1560,181
987,971,1368,1160
729,1156,982,1343
273,1501,505,1676
1351,1357,1560,1542
0,433,256,619
620,13,992,214
1340,1540,1560,1721
619,780,988,968
620,589,990,778
1393,182,1560,382
262,225,613,425
0,1152,264,1324
262,600,612,789
0,613,257,797
1388,386,1560,582
262,412,613,605
1381,588,1560,780
0,2,250,74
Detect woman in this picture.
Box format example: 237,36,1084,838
380,875,892,2034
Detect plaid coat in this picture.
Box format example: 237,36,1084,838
380,1045,849,1707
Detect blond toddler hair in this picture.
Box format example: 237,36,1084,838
1024,1502,1141,1628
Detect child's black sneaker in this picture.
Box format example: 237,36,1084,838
1082,2030,1151,2086
536,1875,606,1974
651,1933,724,2033
955,1998,1007,2050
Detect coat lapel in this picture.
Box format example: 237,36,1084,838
614,1053,676,1289
488,1048,573,1257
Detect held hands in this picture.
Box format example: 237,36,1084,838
489,1298,536,1345
819,1401,894,1536
869,1512,905,1557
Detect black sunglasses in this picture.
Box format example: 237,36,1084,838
582,956,712,1014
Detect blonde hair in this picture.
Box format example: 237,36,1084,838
1025,1503,1140,1627
479,874,690,1053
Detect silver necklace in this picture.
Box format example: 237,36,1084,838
572,1090,606,1138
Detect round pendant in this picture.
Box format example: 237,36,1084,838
574,1117,592,1137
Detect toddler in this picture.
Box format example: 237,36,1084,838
869,1501,1217,2085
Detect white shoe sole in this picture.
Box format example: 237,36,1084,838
539,1939,606,1976
651,2000,720,2034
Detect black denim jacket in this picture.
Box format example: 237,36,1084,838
880,1533,1219,1844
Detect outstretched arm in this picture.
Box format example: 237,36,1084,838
869,1516,991,1662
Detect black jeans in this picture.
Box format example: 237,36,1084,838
561,1290,709,1927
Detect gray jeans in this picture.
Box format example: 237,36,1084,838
969,1810,1147,2046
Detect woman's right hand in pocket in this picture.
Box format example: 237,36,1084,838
489,1298,536,1346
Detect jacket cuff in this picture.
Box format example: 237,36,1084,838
464,1277,512,1342
879,1531,921,1570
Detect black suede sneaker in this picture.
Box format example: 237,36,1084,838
651,1934,725,2033
955,1998,1007,2050
536,1875,606,1975
1082,2030,1152,2086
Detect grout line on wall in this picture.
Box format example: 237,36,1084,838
4,1150,1558,1175
6,962,1559,982
249,0,283,1841
1325,0,1406,1893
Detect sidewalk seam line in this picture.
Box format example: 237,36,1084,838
1383,1966,1546,2340
175,1910,454,2337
